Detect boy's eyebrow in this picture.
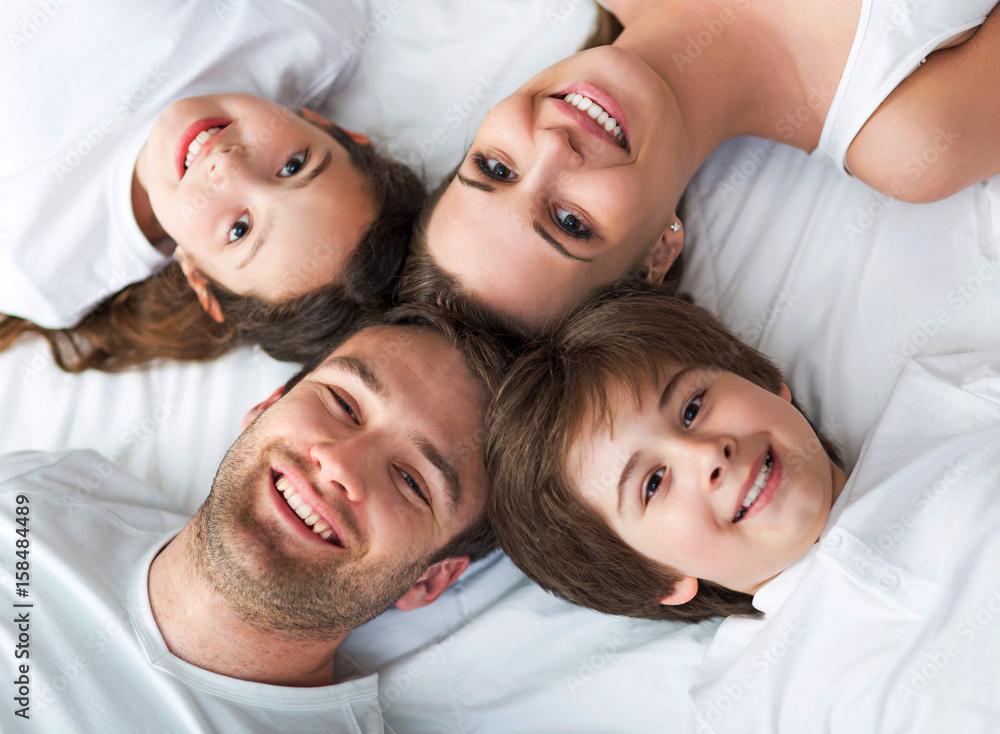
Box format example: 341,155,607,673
288,150,333,190
615,366,700,515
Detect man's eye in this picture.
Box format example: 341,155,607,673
278,151,307,177
328,388,358,423
472,152,515,181
554,206,591,239
682,393,704,428
644,468,665,506
397,468,429,505
229,213,251,243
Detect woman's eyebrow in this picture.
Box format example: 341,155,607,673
456,172,495,192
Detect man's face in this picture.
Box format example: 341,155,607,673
195,325,489,636
568,367,846,597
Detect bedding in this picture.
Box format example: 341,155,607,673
1,1,998,731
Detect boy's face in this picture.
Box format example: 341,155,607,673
567,366,847,597
138,94,374,301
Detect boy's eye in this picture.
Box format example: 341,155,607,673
472,152,515,181
644,468,665,506
327,387,359,423
554,206,591,239
228,213,251,243
279,151,308,177
397,467,430,506
682,393,704,428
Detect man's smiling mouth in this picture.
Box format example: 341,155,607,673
273,472,342,545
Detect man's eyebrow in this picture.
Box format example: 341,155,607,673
415,436,461,514
456,172,496,193
324,356,387,400
616,451,640,517
531,221,594,263
237,210,273,270
288,150,333,190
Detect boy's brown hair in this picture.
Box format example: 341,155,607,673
486,286,840,622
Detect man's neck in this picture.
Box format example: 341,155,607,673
147,526,349,688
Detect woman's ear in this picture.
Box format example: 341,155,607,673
645,216,684,285
659,575,698,606
177,256,224,323
300,107,371,146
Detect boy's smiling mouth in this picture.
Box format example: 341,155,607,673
734,450,775,522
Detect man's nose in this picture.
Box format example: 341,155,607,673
309,435,372,503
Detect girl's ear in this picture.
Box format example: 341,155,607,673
177,256,224,323
659,575,698,606
645,216,683,285
300,107,371,146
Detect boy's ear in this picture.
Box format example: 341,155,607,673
645,216,683,285
394,556,470,611
779,382,792,403
177,256,225,323
300,107,371,146
240,387,284,432
659,575,698,606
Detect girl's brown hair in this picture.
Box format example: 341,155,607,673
486,286,842,623
0,124,425,372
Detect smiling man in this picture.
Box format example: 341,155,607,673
0,307,504,733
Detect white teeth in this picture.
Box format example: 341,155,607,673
274,474,339,543
183,126,223,170
562,93,626,146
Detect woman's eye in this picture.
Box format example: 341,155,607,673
398,468,429,505
328,387,358,423
228,213,251,243
644,468,665,506
682,393,704,427
278,151,307,177
472,153,515,181
554,206,591,238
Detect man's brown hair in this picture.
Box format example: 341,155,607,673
486,286,841,622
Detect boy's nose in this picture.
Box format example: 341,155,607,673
691,436,734,492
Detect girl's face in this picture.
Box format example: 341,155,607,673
567,367,847,597
425,46,687,331
138,94,374,302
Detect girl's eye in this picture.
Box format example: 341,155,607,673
328,387,359,423
228,213,251,243
554,206,591,239
397,467,429,505
644,468,665,506
472,152,515,181
683,393,704,428
278,151,307,177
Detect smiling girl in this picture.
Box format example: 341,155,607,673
0,0,423,371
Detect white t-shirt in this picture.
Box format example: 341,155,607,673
688,351,1000,733
0,0,365,328
0,449,388,733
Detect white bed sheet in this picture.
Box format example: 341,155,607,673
2,2,999,732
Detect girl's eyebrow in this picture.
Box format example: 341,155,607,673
288,150,333,190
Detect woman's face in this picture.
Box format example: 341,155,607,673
426,46,687,331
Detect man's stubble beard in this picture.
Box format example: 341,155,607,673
190,417,430,640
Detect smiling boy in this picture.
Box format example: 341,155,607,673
488,289,1000,731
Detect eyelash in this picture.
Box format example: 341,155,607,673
470,152,593,240
225,150,309,244
642,390,707,506
396,467,430,505
328,387,359,423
